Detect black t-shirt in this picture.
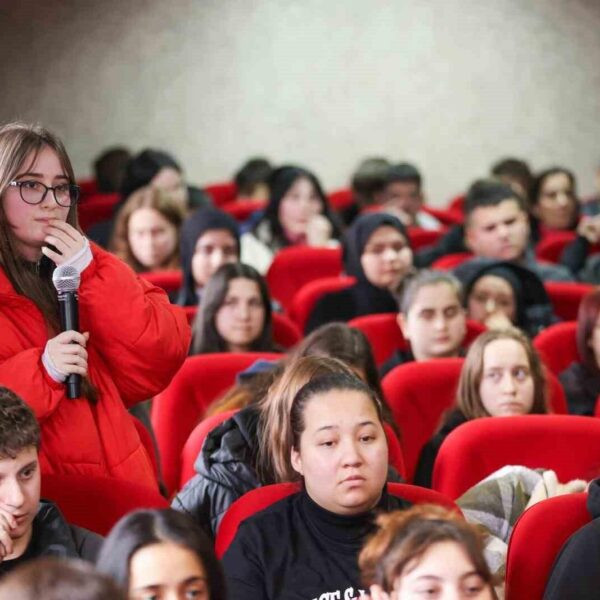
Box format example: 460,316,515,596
222,487,410,600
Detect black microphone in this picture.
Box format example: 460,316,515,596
52,265,82,399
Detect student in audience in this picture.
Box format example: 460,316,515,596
222,371,412,599
0,557,126,600
490,157,533,204
93,146,131,195
176,207,240,306
241,165,341,273
543,477,600,599
359,505,496,600
190,263,276,354
233,157,272,200
454,259,556,336
109,185,184,273
172,356,355,537
0,122,190,488
530,167,578,233
96,508,226,600
381,271,467,377
414,328,549,487
306,213,415,332
559,289,600,415
461,178,573,281
0,388,102,576
89,148,211,247
343,157,391,224
381,163,442,230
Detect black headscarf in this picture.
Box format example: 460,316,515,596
177,207,240,306
454,258,557,336
343,213,410,283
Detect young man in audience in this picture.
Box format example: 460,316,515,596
381,162,442,230
461,179,573,281
0,388,102,576
381,270,467,376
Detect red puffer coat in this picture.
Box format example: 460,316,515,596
0,245,190,489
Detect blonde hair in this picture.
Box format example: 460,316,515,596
457,328,548,419
256,356,353,483
109,185,184,272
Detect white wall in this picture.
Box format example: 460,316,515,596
2,0,600,202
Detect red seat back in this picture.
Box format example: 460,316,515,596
382,358,465,482
535,231,577,263
139,270,183,294
349,313,485,366
180,409,238,488
505,493,589,600
41,474,168,536
433,415,600,499
421,205,463,226
203,181,238,206
327,188,354,211
215,481,459,558
431,252,473,270
533,321,579,376
182,307,301,349
221,199,267,222
77,192,120,232
266,246,343,311
151,352,283,494
289,276,356,332
407,228,447,251
544,281,594,321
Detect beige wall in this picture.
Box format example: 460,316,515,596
2,0,600,202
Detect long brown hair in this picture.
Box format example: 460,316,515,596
457,328,548,419
109,185,184,272
256,356,353,483
0,122,97,401
0,122,79,333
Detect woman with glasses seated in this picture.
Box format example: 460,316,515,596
0,122,190,489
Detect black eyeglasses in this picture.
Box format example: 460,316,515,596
8,180,80,207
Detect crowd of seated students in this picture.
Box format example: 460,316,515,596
4,118,600,597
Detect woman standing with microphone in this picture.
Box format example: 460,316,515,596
0,122,190,489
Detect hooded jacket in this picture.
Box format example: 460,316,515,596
176,207,240,306
0,244,190,488
306,213,412,333
0,500,102,575
544,479,600,599
454,258,557,336
172,406,265,538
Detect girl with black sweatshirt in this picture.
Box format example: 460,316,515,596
222,372,410,600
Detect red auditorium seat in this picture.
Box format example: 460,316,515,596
151,352,283,494
382,359,568,482
533,321,578,376
505,493,589,600
544,281,594,321
215,481,459,558
288,276,355,332
182,307,301,349
203,181,238,206
77,192,120,232
327,188,354,211
431,252,473,270
535,231,577,263
221,198,266,222
41,474,168,536
179,412,406,489
265,246,343,311
139,270,183,294
348,313,485,366
433,415,600,499
407,228,447,251
421,205,463,226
